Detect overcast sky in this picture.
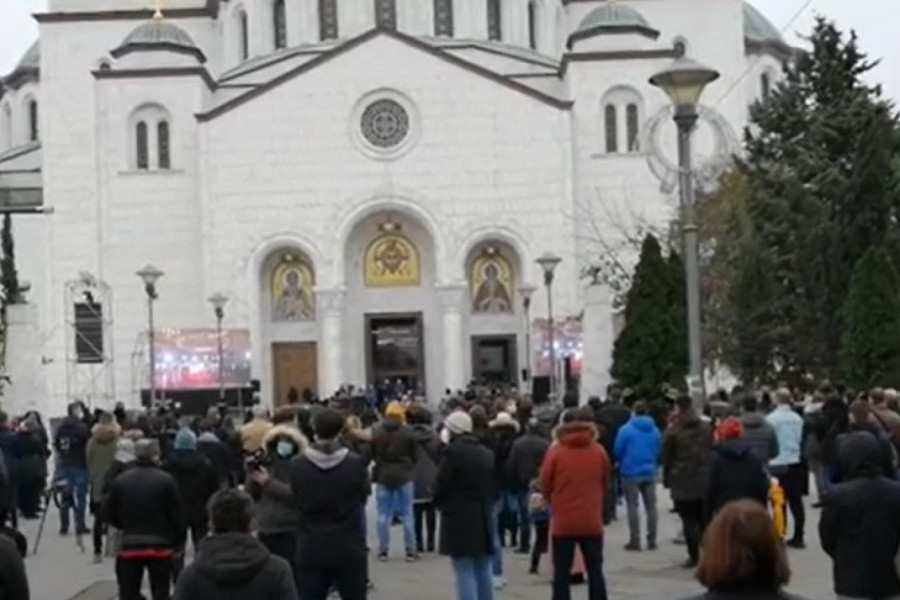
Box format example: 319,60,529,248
1,0,897,101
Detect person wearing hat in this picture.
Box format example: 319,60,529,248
704,417,769,524
370,400,419,561
434,411,496,600
486,411,520,589
164,429,219,583
103,438,186,600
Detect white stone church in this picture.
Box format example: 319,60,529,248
0,0,789,417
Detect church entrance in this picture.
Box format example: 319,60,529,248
365,313,425,391
272,342,317,406
471,335,518,385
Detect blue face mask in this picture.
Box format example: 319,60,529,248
276,441,295,458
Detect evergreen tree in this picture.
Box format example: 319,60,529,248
839,247,900,387
611,235,688,397
0,213,20,305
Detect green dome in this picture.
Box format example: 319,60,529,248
743,2,783,44
575,4,651,34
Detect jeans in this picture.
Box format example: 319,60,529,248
116,556,171,600
673,499,704,562
376,482,415,554
490,499,504,578
296,552,367,600
551,535,608,600
510,491,530,550
414,501,436,552
812,462,832,499
450,556,494,600
604,468,620,524
623,476,657,546
530,520,549,571
60,466,88,533
772,464,805,541
172,521,208,582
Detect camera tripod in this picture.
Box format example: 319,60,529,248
33,477,84,555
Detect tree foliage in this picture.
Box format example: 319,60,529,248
0,214,20,306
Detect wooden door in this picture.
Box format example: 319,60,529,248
272,343,317,407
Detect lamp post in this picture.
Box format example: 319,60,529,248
208,293,229,403
536,253,562,397
136,264,163,406
650,57,720,409
518,284,537,392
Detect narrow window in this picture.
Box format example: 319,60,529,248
28,100,38,142
434,0,453,36
626,104,640,152
318,0,338,40
374,0,396,29
157,121,170,169
239,11,250,60
527,1,537,50
761,73,771,100
487,0,502,41
604,105,617,153
136,122,149,170
274,0,287,49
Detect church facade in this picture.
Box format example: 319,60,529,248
0,0,788,416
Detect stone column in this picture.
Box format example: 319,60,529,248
316,287,346,398
579,281,614,403
437,284,467,393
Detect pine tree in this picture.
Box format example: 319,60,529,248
0,213,20,305
839,247,900,387
611,235,688,397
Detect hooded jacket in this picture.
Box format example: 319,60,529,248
370,417,418,488
540,421,611,537
487,420,520,492
289,439,369,568
614,415,662,478
409,424,440,502
704,440,769,521
661,411,713,501
86,423,119,504
173,532,297,600
54,416,90,470
164,449,219,526
820,431,900,600
507,430,551,491
739,412,780,465
251,425,307,533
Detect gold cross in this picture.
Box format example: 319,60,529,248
151,0,165,20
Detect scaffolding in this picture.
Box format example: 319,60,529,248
64,273,115,409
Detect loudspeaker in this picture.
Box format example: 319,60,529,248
74,302,103,364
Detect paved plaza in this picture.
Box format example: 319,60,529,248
21,488,833,600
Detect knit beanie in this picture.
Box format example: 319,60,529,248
444,411,473,436
173,428,197,451
385,401,406,420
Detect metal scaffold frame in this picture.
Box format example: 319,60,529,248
64,273,115,409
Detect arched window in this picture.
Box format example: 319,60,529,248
487,0,502,41
157,121,170,169
1,103,13,149
27,100,38,142
604,105,617,153
238,10,250,60
626,103,640,152
319,0,338,40
374,0,396,29
274,0,287,49
434,0,453,36
527,1,537,50
761,72,771,100
136,122,149,170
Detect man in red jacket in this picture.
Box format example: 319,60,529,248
540,407,611,600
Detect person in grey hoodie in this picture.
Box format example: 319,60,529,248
739,395,780,466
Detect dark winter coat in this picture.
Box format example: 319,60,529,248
0,534,28,600
164,450,220,526
820,431,900,600
196,432,232,488
832,423,896,483
434,434,495,558
370,418,418,489
487,422,520,492
506,432,551,491
661,411,713,501
594,402,632,458
0,427,21,488
678,591,808,600
249,425,307,533
54,417,90,470
102,459,186,551
704,440,769,522
173,532,297,600
290,440,369,569
15,428,46,489
410,424,440,502
739,412,780,465
86,424,118,504
534,402,563,439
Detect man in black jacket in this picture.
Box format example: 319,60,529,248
54,402,91,535
291,408,369,600
173,488,297,600
820,430,900,600
506,418,550,553
102,438,185,600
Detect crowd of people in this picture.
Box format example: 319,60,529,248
0,381,898,600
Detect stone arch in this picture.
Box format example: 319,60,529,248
454,223,535,287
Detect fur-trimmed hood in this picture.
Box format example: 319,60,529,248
553,421,598,448
262,424,309,451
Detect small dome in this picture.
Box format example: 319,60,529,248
576,4,650,33
111,18,206,63
743,2,783,44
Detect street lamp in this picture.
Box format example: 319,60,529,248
208,293,229,403
536,253,562,397
650,57,720,408
518,284,537,391
136,264,164,406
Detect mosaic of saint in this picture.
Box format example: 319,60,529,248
471,253,514,314
365,234,420,287
271,259,315,321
